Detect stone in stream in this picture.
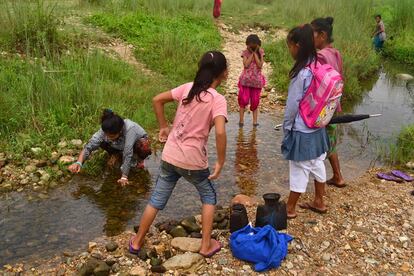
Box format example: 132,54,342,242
163,252,204,270
169,225,188,237
396,73,414,81
105,241,118,252
171,237,201,252
94,261,111,276
181,217,201,233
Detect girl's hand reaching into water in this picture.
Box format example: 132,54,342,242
158,127,170,143
68,162,82,173
117,176,129,186
208,161,224,180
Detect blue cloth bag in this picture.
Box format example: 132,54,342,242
230,224,293,272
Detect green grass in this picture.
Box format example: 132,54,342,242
379,125,414,166
87,9,221,86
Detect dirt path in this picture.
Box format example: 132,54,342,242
217,22,286,113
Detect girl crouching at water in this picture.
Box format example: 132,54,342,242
68,110,151,186
282,25,330,219
129,51,228,257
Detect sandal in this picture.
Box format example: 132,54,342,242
287,214,297,220
129,238,140,255
326,179,347,188
376,172,404,183
391,170,414,182
200,240,222,258
299,202,327,214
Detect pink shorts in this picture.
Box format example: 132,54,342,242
238,82,262,111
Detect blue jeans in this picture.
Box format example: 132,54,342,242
149,161,217,210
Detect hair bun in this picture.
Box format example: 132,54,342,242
325,17,334,25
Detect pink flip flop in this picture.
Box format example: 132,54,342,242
200,240,222,258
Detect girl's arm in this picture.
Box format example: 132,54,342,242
68,130,103,173
253,49,264,69
153,91,174,142
243,54,254,68
208,115,227,180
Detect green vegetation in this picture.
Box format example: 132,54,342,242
379,125,414,166
0,0,220,164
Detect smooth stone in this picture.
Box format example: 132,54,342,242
129,265,147,276
137,247,148,260
59,155,75,164
190,232,202,239
36,160,48,167
111,263,120,273
322,253,331,261
151,265,167,273
40,173,50,182
105,241,118,252
147,248,158,259
169,225,188,238
88,242,97,253
25,165,36,173
181,217,201,233
150,258,162,266
94,261,110,276
78,258,99,276
71,139,83,147
105,257,117,267
396,73,414,81
31,147,42,155
58,141,67,148
171,237,201,253
163,252,204,270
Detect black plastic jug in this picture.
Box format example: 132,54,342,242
255,193,287,230
230,204,249,233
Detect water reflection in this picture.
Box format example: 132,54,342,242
235,128,259,195
72,170,151,236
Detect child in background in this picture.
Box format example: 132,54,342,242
311,17,346,188
238,34,266,127
281,25,330,219
129,51,228,258
68,109,151,186
372,14,386,51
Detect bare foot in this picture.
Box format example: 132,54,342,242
199,239,221,258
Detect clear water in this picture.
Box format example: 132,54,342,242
1,63,413,266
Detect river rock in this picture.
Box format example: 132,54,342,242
396,73,414,81
105,241,118,252
58,141,67,148
129,265,147,276
158,220,179,233
78,258,99,276
137,247,148,260
59,155,75,164
20,179,29,185
163,252,204,270
150,257,162,266
40,173,50,182
218,219,229,230
171,237,201,252
151,265,166,273
25,165,36,173
190,232,202,239
36,160,48,168
169,225,188,237
94,261,111,276
181,217,201,233
31,147,42,155
111,263,120,273
214,211,226,223
71,139,83,147
105,256,117,266
51,152,60,163
88,242,97,252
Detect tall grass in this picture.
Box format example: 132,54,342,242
379,125,414,166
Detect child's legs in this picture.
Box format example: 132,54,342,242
180,168,217,252
249,87,261,112
287,160,310,214
309,154,327,208
132,161,181,248
238,85,250,123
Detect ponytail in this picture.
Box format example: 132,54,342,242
182,51,227,105
101,109,124,134
311,17,335,43
287,24,317,79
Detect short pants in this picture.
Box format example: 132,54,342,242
289,153,327,193
149,161,217,210
238,84,262,111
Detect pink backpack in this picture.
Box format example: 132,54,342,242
299,62,343,128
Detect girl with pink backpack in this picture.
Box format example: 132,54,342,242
281,24,331,219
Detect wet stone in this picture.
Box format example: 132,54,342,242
181,217,201,233
94,261,111,276
151,265,167,273
105,241,118,252
150,257,162,266
137,247,148,260
169,225,188,238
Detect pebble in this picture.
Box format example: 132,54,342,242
399,236,409,243
286,261,294,269
401,262,410,272
58,141,67,148
322,253,331,261
344,244,351,250
163,252,204,270
129,265,147,276
88,242,97,252
105,241,118,252
71,139,83,147
59,155,75,164
402,222,411,229
31,147,42,155
25,165,36,173
218,259,228,266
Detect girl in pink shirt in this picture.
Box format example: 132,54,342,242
129,51,228,258
238,34,266,127
312,17,346,188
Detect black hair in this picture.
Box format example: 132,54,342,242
375,14,381,19
311,17,334,43
246,34,262,58
101,109,124,134
182,51,227,105
246,34,262,46
287,24,317,79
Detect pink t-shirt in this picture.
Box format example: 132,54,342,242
162,82,228,170
317,46,343,76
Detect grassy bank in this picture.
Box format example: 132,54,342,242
0,0,221,164
221,0,381,103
